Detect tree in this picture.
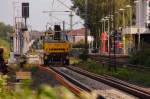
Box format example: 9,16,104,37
71,0,135,48
0,22,13,40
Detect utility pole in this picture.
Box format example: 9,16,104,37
108,0,112,71
63,21,65,32
70,11,73,31
84,0,88,60
113,0,117,71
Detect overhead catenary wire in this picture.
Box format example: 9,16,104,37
47,0,83,30
50,15,70,26
56,0,76,14
56,0,71,10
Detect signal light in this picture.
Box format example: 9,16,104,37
22,3,29,18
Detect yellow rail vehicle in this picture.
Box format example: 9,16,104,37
44,42,70,53
43,25,71,65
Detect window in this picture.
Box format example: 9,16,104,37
149,16,150,20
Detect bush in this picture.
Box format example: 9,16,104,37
72,43,85,48
129,47,150,67
70,48,84,57
0,74,99,99
72,40,85,48
79,50,88,61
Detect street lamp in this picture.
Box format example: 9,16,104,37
119,8,125,28
101,18,106,32
126,4,132,53
126,5,132,27
119,8,126,54
88,36,94,53
114,12,119,28
134,0,140,50
104,16,110,53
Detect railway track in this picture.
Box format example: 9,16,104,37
52,67,140,98
66,66,150,99
39,66,138,99
90,55,150,71
38,66,84,96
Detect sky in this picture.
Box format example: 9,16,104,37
0,0,84,31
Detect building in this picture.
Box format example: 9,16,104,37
122,0,150,54
68,28,86,44
136,0,150,27
30,31,44,40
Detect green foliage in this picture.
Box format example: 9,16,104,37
0,74,101,99
31,66,38,73
73,40,85,48
73,43,85,48
0,22,12,59
79,49,88,61
129,48,150,67
77,60,150,86
71,0,135,47
0,22,13,40
0,75,8,92
70,57,81,65
0,38,10,59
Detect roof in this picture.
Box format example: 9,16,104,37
68,28,85,36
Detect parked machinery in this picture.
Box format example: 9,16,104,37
43,25,71,65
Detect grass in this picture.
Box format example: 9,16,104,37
70,57,82,65
0,38,10,59
74,59,150,87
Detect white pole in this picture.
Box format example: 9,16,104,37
119,8,126,55
123,10,126,54
138,0,140,50
104,20,105,32
102,21,103,32
107,19,110,53
127,5,132,53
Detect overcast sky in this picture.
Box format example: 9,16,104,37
0,0,84,31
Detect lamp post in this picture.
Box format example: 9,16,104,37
112,0,117,71
119,8,125,28
84,0,88,60
134,0,140,50
126,5,132,27
100,19,104,33
100,18,107,54
126,4,132,53
114,12,119,29
101,18,106,32
119,8,126,54
104,16,110,53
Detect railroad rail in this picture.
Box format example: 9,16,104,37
89,55,150,71
51,67,139,99
38,66,84,96
66,66,150,99
39,66,131,99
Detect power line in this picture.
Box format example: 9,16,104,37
56,0,71,10
50,15,70,26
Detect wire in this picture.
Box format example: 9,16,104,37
50,15,70,26
56,0,71,10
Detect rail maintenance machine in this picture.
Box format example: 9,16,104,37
43,25,71,65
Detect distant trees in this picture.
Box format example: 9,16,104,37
71,0,135,47
0,22,13,40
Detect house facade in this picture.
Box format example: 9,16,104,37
68,28,86,44
122,0,150,54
